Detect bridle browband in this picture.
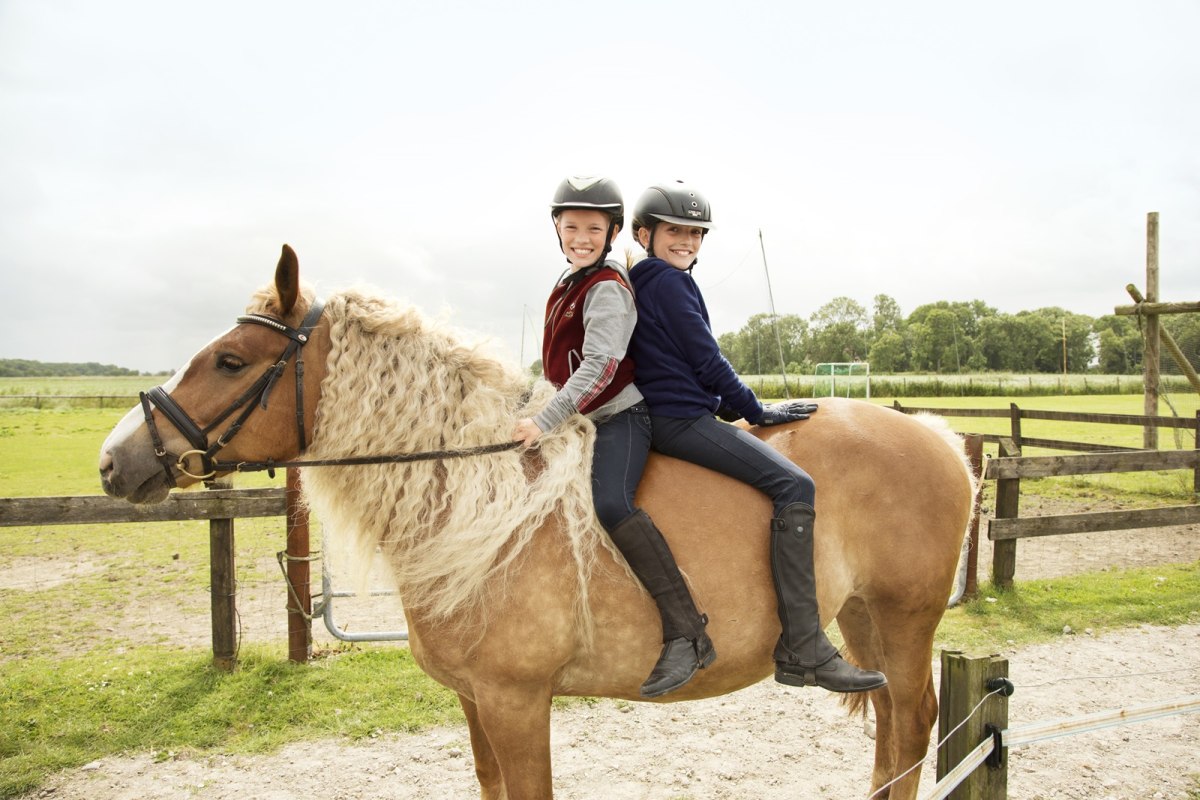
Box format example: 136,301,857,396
139,297,520,485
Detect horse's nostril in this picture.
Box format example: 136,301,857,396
99,451,114,473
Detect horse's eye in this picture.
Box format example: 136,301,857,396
216,354,246,374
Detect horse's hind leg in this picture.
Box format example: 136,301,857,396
459,693,507,800
835,597,898,795
844,598,941,800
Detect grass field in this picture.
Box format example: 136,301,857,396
1,392,1199,797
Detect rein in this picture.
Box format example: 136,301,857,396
139,297,521,485
210,440,522,477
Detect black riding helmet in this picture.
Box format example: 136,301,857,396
550,176,624,269
631,180,714,269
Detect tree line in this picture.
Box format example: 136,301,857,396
0,359,144,377
715,295,1200,375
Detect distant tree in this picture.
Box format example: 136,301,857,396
871,294,904,337
0,359,140,377
1162,313,1200,376
868,330,907,372
808,297,868,364
719,313,808,374
1022,307,1096,373
1093,315,1141,374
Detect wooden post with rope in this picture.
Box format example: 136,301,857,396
937,651,1010,800
285,468,313,663
1143,212,1161,449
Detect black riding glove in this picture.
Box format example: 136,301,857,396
754,400,819,427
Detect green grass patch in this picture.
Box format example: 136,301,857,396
0,643,460,799
934,561,1200,653
0,406,282,497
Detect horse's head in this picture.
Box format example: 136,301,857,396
99,245,329,503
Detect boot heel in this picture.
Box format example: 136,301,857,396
696,633,717,669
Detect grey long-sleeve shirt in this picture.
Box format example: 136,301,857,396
534,265,644,433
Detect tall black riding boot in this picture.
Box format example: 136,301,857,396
770,502,887,693
608,509,716,698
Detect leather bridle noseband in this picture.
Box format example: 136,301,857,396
139,297,521,486
140,299,326,486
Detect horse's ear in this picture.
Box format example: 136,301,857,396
275,244,300,316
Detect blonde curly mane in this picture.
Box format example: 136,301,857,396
250,287,612,635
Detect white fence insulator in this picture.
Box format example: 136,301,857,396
919,736,995,800
1005,694,1200,749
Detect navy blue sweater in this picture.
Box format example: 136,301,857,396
629,258,764,422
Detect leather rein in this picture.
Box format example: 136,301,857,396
139,298,519,486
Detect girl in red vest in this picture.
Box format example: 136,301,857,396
512,176,714,698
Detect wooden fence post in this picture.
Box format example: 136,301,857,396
285,468,313,664
992,437,1020,589
208,479,237,671
938,651,1010,800
1144,212,1160,450
1008,403,1022,450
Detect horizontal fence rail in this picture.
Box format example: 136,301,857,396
984,449,1200,480
0,488,286,527
990,505,1200,540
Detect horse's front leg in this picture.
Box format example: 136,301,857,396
459,693,507,800
472,682,554,800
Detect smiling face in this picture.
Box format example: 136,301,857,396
638,221,706,270
555,208,618,271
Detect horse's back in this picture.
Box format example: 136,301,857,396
557,399,972,701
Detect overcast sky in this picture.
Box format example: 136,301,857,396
2,1,1198,373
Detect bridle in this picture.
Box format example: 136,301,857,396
139,297,520,486
140,299,326,486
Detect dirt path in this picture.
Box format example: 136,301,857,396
26,623,1200,800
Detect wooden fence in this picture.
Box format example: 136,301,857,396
0,477,311,670
893,402,1200,588
5,403,1198,665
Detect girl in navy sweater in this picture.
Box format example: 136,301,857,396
512,176,714,698
627,180,886,693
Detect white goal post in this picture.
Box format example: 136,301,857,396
814,362,871,399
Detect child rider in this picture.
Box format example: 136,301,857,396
512,176,715,698
626,179,887,693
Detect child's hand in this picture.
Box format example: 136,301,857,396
512,418,544,448
755,402,816,426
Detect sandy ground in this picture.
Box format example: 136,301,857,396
25,624,1200,800
15,498,1200,800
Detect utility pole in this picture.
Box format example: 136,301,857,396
758,229,791,398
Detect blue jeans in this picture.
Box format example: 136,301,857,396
591,405,652,531
649,414,815,513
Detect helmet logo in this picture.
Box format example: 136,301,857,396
567,176,603,191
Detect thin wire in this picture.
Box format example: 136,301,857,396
866,688,1005,799
1016,662,1200,690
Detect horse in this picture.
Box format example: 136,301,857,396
99,245,976,799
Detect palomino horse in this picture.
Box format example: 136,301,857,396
100,246,975,799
